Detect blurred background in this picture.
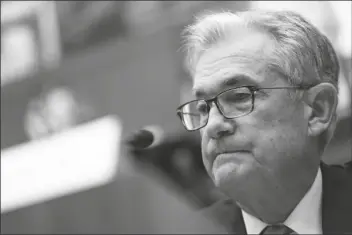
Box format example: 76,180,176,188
1,1,351,233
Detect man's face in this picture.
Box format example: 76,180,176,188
193,29,317,209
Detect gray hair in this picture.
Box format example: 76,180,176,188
181,10,340,149
181,10,339,90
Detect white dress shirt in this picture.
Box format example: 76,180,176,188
242,167,323,234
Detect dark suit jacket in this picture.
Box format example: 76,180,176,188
201,162,352,234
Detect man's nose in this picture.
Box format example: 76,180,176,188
204,105,235,139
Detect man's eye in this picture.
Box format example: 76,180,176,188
226,92,252,102
236,93,251,100
196,102,208,114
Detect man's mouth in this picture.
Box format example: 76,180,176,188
213,151,250,164
214,150,250,158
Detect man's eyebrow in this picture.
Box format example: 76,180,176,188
192,74,257,98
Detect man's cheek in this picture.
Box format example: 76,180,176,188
201,152,213,177
201,133,210,153
252,100,292,125
248,128,278,161
199,129,206,138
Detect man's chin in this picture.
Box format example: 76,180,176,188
212,161,256,190
212,162,239,187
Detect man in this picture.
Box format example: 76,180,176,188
177,10,352,234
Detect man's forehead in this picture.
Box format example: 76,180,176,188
195,29,275,70
192,54,274,97
192,72,260,98
194,51,269,77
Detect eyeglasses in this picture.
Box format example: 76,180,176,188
176,85,312,131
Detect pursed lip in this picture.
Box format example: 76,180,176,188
214,150,250,156
212,150,250,162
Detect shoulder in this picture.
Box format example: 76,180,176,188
321,161,352,232
322,161,352,184
344,160,352,172
321,161,352,195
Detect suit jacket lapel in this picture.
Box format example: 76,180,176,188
321,162,352,233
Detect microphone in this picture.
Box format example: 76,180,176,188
126,125,164,150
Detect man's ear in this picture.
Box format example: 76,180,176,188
304,83,338,137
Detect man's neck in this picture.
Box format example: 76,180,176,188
239,166,320,224
242,167,323,234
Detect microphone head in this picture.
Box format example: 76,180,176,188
127,129,154,149
126,125,164,149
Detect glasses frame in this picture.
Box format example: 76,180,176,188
176,85,313,131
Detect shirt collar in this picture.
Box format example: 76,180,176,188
242,167,323,234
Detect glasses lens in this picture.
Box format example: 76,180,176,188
217,87,253,118
180,100,208,130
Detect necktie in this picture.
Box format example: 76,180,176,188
260,224,297,234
